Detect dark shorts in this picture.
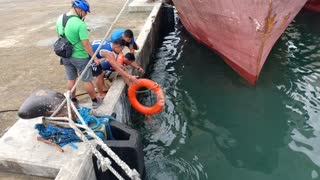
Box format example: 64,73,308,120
62,57,93,82
91,64,117,80
91,63,103,77
125,41,139,50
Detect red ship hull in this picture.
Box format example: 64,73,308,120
304,0,320,12
172,0,308,84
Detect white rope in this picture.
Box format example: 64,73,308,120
65,91,130,180
67,91,140,179
51,0,131,117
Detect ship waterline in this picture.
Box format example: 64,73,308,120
172,0,308,84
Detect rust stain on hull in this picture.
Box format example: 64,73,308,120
256,1,276,79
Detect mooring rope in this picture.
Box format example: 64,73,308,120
67,91,140,180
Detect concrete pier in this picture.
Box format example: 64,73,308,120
129,0,162,12
0,0,163,179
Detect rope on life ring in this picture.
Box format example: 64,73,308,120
128,79,165,115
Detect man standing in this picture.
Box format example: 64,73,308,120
110,29,139,54
56,0,102,109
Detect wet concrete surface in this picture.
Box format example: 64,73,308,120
0,0,149,178
0,172,52,180
0,0,148,133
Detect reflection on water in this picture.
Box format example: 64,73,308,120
280,14,320,169
131,8,320,180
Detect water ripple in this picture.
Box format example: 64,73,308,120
132,8,320,180
145,156,208,180
132,8,207,180
278,12,320,168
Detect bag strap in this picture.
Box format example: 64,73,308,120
62,14,78,28
61,14,78,37
61,14,81,46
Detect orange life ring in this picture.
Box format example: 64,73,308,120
128,79,165,115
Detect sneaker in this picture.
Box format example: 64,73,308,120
71,98,80,109
92,98,103,109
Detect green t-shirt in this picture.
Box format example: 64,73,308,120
56,13,89,58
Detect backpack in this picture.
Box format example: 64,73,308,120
53,14,78,58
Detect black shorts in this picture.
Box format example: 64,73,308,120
125,41,139,50
91,63,103,77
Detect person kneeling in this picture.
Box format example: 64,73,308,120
91,39,142,98
104,52,145,85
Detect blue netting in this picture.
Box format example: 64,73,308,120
35,107,115,148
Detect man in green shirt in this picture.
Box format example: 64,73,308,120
56,0,102,109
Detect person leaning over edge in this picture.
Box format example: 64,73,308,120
120,52,145,75
56,0,102,109
110,29,139,54
91,39,142,98
108,52,145,86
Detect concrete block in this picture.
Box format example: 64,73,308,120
129,0,162,12
0,118,93,179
